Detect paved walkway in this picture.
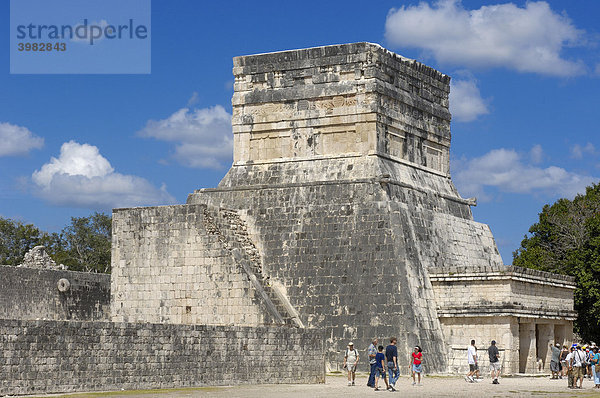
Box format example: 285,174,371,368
29,374,600,398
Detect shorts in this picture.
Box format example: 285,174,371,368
550,361,560,372
413,364,422,373
376,367,386,378
573,366,583,378
489,362,501,372
347,364,356,372
469,364,479,372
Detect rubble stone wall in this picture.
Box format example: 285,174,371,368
0,265,109,321
0,319,324,395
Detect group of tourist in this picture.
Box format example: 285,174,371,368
555,343,600,389
343,337,423,391
344,338,600,390
463,339,501,384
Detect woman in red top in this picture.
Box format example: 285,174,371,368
410,346,424,386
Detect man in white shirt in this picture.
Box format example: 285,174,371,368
465,339,480,382
565,347,575,389
572,345,585,389
343,342,359,386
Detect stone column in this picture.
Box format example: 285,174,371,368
519,322,536,373
554,324,567,347
537,323,554,370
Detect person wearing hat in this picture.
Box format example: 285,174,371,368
488,340,500,384
343,342,359,386
550,342,561,379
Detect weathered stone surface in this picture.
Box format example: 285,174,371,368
0,319,324,395
0,265,110,321
112,42,574,375
18,245,66,270
429,266,575,374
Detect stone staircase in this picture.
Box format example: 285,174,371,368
202,206,303,328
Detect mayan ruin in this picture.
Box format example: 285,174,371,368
0,43,578,394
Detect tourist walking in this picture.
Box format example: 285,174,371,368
343,342,359,386
385,337,399,391
410,345,423,386
488,340,500,384
550,343,561,379
591,346,600,388
367,338,378,388
465,339,479,382
374,345,390,391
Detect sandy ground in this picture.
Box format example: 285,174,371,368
26,373,600,398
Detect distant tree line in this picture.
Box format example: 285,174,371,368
0,212,111,273
513,183,600,342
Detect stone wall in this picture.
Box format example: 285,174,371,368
0,319,324,395
441,316,518,374
430,266,576,319
111,205,272,326
430,266,575,374
231,42,451,175
0,265,110,321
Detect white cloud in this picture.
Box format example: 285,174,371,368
529,144,544,164
138,105,232,169
32,141,175,209
385,0,586,76
453,148,597,200
450,77,489,122
570,142,596,159
187,92,199,107
0,122,44,157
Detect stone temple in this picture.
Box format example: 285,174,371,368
0,43,576,395
112,42,575,374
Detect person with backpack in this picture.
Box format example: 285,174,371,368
343,342,359,386
572,345,585,389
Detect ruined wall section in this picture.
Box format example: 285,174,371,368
111,205,272,326
0,265,109,321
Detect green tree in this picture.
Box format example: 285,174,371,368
513,183,600,342
0,217,52,265
55,212,112,273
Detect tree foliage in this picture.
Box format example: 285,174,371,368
0,217,52,265
52,213,112,273
513,183,600,342
0,212,112,273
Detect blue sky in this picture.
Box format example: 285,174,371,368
1,0,599,264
